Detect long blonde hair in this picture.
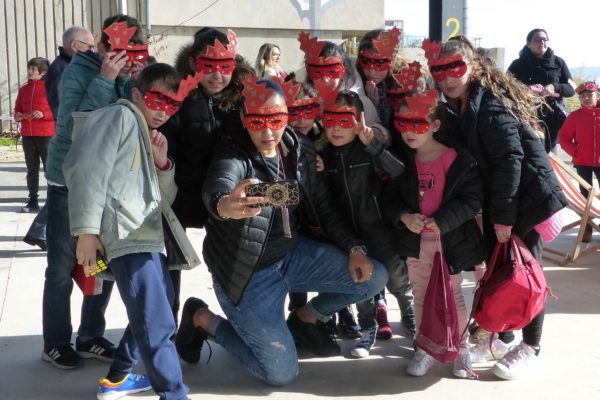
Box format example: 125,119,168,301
441,36,541,128
254,43,280,78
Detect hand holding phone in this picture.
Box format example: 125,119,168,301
244,180,300,208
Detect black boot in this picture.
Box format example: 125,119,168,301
21,199,39,213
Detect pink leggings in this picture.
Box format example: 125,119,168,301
406,233,469,346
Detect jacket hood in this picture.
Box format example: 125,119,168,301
174,43,195,77
71,50,102,69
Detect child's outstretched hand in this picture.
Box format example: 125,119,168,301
400,213,426,234
150,129,168,169
365,80,379,105
355,112,374,146
76,234,105,277
101,50,128,80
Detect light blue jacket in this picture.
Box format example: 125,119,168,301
63,99,200,268
46,50,132,185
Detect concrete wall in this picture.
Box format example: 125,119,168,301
151,0,385,81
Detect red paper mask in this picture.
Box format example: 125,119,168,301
143,91,181,117
394,117,430,134
358,52,392,72
194,56,235,75
288,100,320,122
306,63,345,80
430,58,468,82
322,111,356,129
394,89,438,133
243,113,288,131
146,73,205,116
103,21,149,63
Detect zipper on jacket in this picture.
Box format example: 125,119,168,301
340,153,358,232
208,97,216,129
372,194,383,221
27,81,37,134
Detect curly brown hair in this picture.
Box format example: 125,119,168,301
441,36,542,128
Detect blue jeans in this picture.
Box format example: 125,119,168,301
210,236,388,386
42,185,114,347
26,202,47,240
110,253,188,400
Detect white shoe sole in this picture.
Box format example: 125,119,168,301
97,386,152,400
41,351,82,370
492,364,518,380
77,350,113,362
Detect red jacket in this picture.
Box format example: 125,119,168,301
14,79,55,137
559,105,600,166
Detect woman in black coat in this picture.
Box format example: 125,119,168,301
508,28,575,151
427,36,567,380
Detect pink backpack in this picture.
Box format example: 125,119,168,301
472,235,549,332
416,244,459,363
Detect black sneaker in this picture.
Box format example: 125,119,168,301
176,297,208,364
287,311,341,357
21,200,39,213
76,337,115,362
23,234,47,251
337,306,361,339
42,344,83,369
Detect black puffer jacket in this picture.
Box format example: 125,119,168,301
383,142,485,273
162,91,242,228
446,85,567,247
508,46,575,149
202,127,364,305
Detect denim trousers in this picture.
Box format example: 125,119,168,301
210,236,388,386
42,184,114,347
574,165,600,197
110,252,188,400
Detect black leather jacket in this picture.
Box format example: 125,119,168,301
202,127,364,305
321,135,405,264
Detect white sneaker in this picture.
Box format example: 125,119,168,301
470,333,511,362
492,341,538,380
406,347,436,376
453,347,473,379
350,325,377,358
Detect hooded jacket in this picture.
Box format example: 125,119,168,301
46,50,132,186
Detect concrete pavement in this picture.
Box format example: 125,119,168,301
0,159,599,400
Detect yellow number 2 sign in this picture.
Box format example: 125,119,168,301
445,17,461,40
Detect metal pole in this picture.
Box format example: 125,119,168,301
119,0,128,15
146,0,151,37
463,0,469,37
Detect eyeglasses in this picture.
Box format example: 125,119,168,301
73,39,95,51
532,37,549,44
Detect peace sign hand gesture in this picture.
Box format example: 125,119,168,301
354,112,374,146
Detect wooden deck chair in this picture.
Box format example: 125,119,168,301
544,152,600,265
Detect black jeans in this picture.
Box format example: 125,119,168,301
574,165,600,197
21,136,50,201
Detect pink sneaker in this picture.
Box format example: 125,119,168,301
375,305,392,339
